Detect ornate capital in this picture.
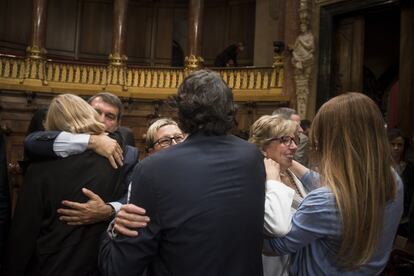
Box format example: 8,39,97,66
184,55,204,71
109,53,128,66
26,45,47,60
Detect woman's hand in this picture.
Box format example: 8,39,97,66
88,133,123,169
289,160,310,179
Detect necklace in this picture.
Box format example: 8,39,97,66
281,170,302,197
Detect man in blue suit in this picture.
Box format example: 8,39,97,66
99,69,266,276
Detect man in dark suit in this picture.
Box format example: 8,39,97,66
0,129,10,268
99,69,266,276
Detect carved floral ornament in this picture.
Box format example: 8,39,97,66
26,45,47,60
184,55,204,71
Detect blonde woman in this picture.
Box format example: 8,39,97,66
3,94,124,276
249,115,307,276
268,93,403,275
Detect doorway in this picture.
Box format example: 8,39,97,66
318,0,414,137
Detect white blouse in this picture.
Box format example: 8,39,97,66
264,169,307,237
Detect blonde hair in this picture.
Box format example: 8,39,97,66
249,115,298,149
45,94,106,134
145,118,179,152
310,92,396,269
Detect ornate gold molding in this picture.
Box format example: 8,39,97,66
26,45,47,60
184,55,204,71
109,53,127,66
0,55,287,102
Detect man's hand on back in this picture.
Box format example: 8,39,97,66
57,188,113,225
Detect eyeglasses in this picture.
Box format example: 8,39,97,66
268,135,300,146
153,135,185,148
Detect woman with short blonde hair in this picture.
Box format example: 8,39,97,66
45,93,105,134
249,115,297,149
268,92,403,275
145,118,181,152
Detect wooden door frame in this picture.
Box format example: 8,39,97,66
316,0,399,109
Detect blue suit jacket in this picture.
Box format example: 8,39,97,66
99,133,266,276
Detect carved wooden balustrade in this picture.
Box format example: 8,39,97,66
0,55,287,102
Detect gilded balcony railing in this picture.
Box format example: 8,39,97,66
46,62,107,85
0,55,286,101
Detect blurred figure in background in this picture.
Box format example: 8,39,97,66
300,119,311,137
388,128,414,240
214,42,245,67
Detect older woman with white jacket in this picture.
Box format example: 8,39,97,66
249,115,311,276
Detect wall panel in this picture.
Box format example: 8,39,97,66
201,2,227,65
0,0,32,55
79,0,113,59
153,7,174,65
0,0,256,66
46,0,78,57
126,2,154,64
228,0,255,65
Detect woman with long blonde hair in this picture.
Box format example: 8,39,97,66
3,94,123,276
268,92,403,275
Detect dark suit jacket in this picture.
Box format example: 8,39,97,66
2,151,123,276
99,133,266,276
118,126,136,147
0,130,10,266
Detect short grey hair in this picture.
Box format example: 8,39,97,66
272,107,297,120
